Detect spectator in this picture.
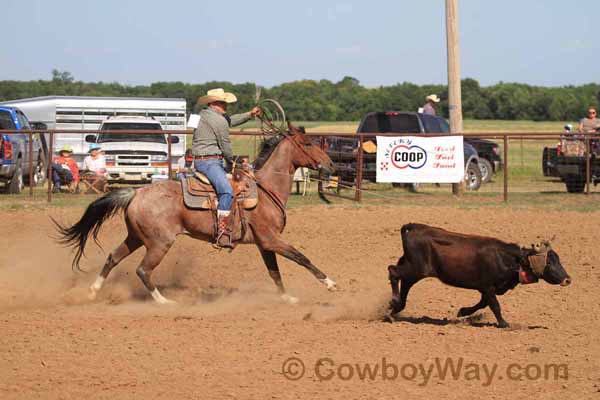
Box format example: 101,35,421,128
52,145,79,193
82,144,107,176
420,94,440,116
578,106,600,133
176,148,194,180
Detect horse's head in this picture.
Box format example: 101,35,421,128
286,122,335,174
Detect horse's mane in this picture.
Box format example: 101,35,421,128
253,135,285,170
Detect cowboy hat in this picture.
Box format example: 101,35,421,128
426,94,441,103
88,144,102,153
196,88,238,106
58,145,73,154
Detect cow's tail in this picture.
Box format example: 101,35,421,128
52,188,136,272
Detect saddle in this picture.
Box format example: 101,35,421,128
181,170,258,210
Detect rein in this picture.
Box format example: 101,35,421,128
255,180,287,231
285,135,322,171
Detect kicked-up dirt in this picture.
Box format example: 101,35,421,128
0,203,598,399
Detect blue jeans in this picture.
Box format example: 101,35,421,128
52,163,73,187
194,159,233,211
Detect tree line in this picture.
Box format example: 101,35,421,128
0,70,597,122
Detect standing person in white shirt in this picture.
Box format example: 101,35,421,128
83,144,107,177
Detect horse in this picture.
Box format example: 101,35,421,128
54,123,337,305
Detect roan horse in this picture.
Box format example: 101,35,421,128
54,123,337,304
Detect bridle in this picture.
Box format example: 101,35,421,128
284,134,323,171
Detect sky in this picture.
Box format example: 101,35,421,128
2,0,598,88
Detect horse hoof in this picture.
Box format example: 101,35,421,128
88,288,98,301
156,298,177,305
151,289,177,305
321,277,337,291
281,294,299,305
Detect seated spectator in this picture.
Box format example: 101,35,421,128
52,145,79,193
176,149,194,180
83,144,107,176
578,106,600,133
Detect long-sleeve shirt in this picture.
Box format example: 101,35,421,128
192,107,252,161
53,156,80,183
83,155,107,176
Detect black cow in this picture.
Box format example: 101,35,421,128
388,223,572,328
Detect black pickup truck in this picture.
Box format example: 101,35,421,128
554,133,600,192
325,111,502,190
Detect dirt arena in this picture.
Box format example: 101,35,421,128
0,203,598,399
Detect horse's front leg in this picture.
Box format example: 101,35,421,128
257,235,337,291
258,248,299,304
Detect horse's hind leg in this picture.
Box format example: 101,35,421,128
259,248,299,304
89,235,142,300
135,243,176,305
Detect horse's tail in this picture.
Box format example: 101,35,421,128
52,188,136,272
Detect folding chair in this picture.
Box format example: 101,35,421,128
80,173,108,194
293,167,310,196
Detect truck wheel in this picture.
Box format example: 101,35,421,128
565,175,585,193
478,158,493,183
465,162,482,191
542,147,550,177
8,159,24,194
32,153,47,186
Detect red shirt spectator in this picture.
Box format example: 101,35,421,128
54,154,80,183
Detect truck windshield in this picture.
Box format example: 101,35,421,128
98,123,165,143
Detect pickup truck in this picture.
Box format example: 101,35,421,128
554,132,600,192
85,116,179,183
0,106,47,193
325,111,489,191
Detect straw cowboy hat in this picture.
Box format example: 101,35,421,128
58,145,73,154
196,88,238,106
426,94,441,103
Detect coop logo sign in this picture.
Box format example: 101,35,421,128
389,144,427,169
376,136,464,183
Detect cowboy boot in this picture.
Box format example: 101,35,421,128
216,213,234,249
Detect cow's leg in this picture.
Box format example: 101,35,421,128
259,248,298,304
483,290,509,328
394,279,416,314
457,292,488,318
388,258,418,315
388,264,401,303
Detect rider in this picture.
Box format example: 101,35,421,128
193,88,261,248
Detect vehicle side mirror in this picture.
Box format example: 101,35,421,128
168,135,180,144
85,135,97,143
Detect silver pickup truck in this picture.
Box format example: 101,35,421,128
85,116,179,183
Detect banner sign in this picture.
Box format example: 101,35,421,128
376,136,464,183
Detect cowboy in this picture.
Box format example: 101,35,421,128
421,94,440,116
193,88,261,248
52,145,79,193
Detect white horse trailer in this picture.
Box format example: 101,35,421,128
0,96,187,166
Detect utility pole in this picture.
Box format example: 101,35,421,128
446,0,463,195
